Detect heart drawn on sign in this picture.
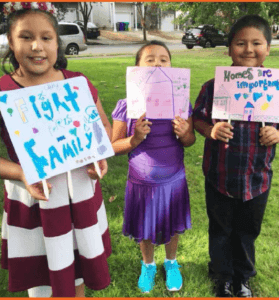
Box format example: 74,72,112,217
253,92,263,102
234,93,241,100
267,94,273,102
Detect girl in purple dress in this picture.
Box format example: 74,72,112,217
111,41,196,293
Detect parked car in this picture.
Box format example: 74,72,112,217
73,20,100,39
58,22,87,55
0,23,87,57
182,25,228,49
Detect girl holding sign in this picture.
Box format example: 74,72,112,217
111,41,196,293
0,2,112,297
193,15,279,297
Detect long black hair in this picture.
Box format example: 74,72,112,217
2,9,67,74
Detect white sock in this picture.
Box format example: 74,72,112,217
144,261,156,266
165,258,176,264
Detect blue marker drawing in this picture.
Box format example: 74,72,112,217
57,135,66,142
85,106,100,123
84,123,90,132
0,94,7,104
253,92,263,102
97,145,107,155
93,122,103,144
267,94,273,102
69,128,77,136
234,93,241,101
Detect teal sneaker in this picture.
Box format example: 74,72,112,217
138,261,157,293
163,260,183,291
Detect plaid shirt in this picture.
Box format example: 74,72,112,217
193,78,278,201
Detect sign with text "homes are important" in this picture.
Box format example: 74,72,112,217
0,77,114,184
213,66,279,123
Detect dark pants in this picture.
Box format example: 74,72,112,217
205,180,269,282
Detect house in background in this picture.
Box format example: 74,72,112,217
56,2,178,32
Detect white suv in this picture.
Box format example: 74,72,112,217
58,22,87,55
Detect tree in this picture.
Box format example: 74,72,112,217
159,2,279,33
135,3,148,41
78,2,93,43
53,2,68,22
135,3,161,41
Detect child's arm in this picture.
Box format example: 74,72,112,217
0,157,50,201
194,119,234,143
193,80,233,143
172,116,196,147
96,97,112,140
259,126,279,147
112,113,152,155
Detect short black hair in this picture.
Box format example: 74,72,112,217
228,15,271,46
135,40,171,66
2,9,67,74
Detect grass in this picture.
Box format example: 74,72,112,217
1,47,279,297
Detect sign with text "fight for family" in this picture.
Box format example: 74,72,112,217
213,66,279,123
0,77,114,185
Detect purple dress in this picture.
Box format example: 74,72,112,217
112,99,192,245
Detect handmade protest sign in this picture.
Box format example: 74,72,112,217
126,67,190,119
212,66,279,123
0,76,114,185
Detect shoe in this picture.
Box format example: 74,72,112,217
163,260,183,291
214,281,233,297
233,280,253,297
138,261,157,293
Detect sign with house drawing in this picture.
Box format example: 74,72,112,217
0,77,114,185
212,66,279,123
126,67,190,119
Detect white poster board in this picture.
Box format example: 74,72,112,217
213,66,279,123
126,66,190,119
0,76,114,184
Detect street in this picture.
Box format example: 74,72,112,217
80,38,279,56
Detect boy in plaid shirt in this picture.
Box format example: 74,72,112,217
193,15,279,297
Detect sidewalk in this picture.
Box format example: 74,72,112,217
87,29,184,45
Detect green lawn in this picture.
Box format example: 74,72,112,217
1,47,279,297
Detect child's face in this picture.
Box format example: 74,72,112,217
229,26,270,67
138,45,171,67
8,12,58,77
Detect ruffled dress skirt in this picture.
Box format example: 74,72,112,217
1,166,111,297
123,154,191,245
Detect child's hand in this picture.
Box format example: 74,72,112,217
134,113,152,142
259,126,279,147
172,116,189,138
211,122,234,143
22,177,52,201
87,159,108,180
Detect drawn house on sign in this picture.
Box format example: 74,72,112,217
145,67,174,119
243,102,255,121
213,84,231,119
